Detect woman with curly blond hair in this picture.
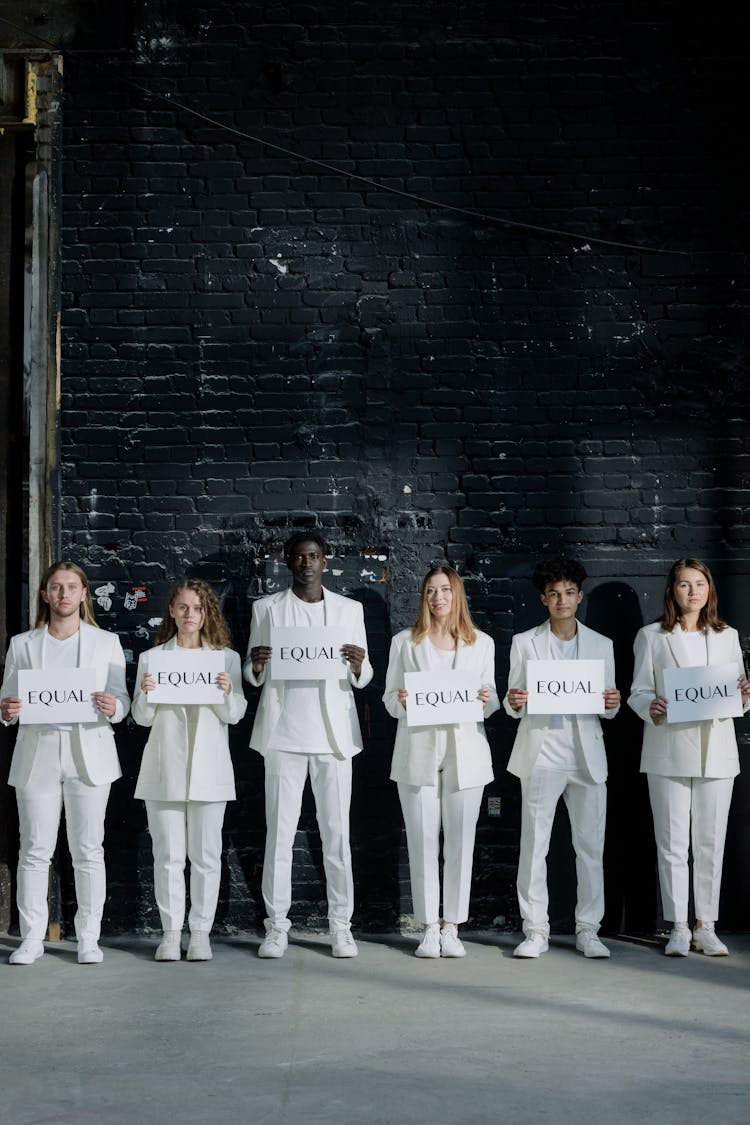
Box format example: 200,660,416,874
133,580,246,961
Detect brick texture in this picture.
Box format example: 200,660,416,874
45,0,750,935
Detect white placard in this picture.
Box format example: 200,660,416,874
148,650,225,704
526,659,606,715
664,663,744,723
405,670,484,728
18,668,98,725
270,626,349,680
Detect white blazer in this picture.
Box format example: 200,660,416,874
0,621,129,788
383,628,498,790
132,640,247,802
628,621,747,779
503,620,618,784
243,587,373,760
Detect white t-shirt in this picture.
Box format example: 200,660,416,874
536,631,584,771
267,594,334,755
41,631,80,731
680,630,708,667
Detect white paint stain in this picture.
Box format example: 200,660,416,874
269,258,288,275
148,617,163,628
403,484,412,494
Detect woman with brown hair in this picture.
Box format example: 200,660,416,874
383,566,498,957
132,579,246,962
629,559,750,956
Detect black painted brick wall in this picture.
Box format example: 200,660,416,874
44,0,750,934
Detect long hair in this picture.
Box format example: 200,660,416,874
412,565,478,646
660,558,727,634
155,579,232,649
35,561,98,628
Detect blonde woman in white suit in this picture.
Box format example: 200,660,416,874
0,561,130,966
383,565,499,958
629,559,750,957
133,579,247,962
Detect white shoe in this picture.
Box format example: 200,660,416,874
258,926,288,959
9,939,45,966
415,924,441,958
665,924,692,957
513,931,549,958
186,932,213,961
692,924,729,957
330,927,358,958
77,939,104,964
155,931,182,961
575,930,610,959
440,924,466,958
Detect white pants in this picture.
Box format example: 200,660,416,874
145,800,227,933
518,767,606,935
398,768,483,925
14,731,111,942
262,749,353,931
647,774,734,924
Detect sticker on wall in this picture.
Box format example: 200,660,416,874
94,583,115,612
124,586,149,611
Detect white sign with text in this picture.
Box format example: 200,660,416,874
405,670,484,727
664,663,743,723
148,650,225,704
18,668,98,725
526,659,606,715
270,627,349,680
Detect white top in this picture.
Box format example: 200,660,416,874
41,631,80,730
680,630,708,667
536,632,584,771
267,594,332,754
425,640,457,670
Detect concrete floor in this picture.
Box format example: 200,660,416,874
0,930,748,1125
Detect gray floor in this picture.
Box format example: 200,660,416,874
1,929,748,1125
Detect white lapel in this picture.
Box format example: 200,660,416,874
705,628,727,666
77,621,97,669
411,636,432,672
531,622,551,660
25,627,47,670
666,624,695,668
576,621,593,659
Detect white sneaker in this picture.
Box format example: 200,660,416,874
415,924,441,958
440,924,466,958
186,931,213,961
513,931,549,958
9,939,44,966
575,930,610,959
77,939,104,964
330,927,358,958
692,924,729,957
665,924,691,957
155,931,182,961
258,926,288,959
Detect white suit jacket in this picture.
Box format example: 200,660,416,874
383,628,498,790
0,621,130,788
503,620,618,784
132,639,248,802
628,621,747,779
243,587,373,760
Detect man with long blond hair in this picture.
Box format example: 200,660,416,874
0,561,130,965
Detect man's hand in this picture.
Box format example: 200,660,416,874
341,644,365,679
250,646,272,675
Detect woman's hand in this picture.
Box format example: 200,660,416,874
140,673,156,694
92,691,116,718
397,688,408,711
0,696,21,722
479,687,490,709
507,688,528,712
603,689,621,710
216,671,232,695
649,695,668,724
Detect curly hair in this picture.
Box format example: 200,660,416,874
283,530,328,562
660,558,727,634
35,561,98,628
155,579,232,649
532,556,587,593
411,565,478,646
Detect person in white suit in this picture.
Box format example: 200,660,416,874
383,565,498,958
0,561,130,965
628,558,750,957
132,579,247,962
243,532,373,959
504,557,620,959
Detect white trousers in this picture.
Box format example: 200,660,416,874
145,800,227,933
518,767,606,935
647,774,734,924
398,772,483,926
262,749,353,931
14,731,111,942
